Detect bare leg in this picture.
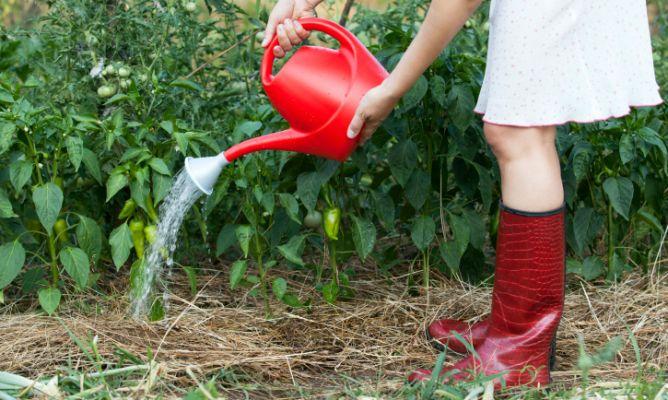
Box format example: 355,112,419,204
483,123,563,212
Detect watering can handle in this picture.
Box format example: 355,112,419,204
261,17,358,86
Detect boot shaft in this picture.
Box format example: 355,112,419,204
490,204,566,335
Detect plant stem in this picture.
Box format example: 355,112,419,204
254,233,270,318
422,249,430,292
339,0,356,26
329,240,339,285
192,205,207,243
607,202,614,277
48,233,58,285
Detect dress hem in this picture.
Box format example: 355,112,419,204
473,100,664,128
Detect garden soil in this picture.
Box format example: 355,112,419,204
1,264,666,397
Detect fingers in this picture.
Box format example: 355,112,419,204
272,20,309,58
282,19,302,45
347,110,365,139
359,122,378,145
276,24,293,53
293,20,310,40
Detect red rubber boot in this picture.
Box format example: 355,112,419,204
410,203,565,389
425,318,489,354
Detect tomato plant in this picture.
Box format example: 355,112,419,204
0,0,666,316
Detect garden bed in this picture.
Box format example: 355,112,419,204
1,265,666,398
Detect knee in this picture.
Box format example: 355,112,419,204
483,123,556,163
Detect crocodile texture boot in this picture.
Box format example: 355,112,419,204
409,203,565,389
426,318,489,354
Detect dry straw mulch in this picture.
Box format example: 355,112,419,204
1,264,666,397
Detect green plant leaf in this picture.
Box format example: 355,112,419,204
448,213,471,256
59,246,90,289
76,215,102,264
170,78,203,92
0,240,26,289
82,148,103,184
148,157,171,175
388,139,417,187
38,287,61,315
583,256,606,281
229,259,247,290
152,172,172,205
401,75,428,111
405,169,430,210
463,209,485,250
371,191,395,229
571,143,593,182
296,172,321,212
448,84,475,131
9,160,32,192
429,75,447,108
411,216,435,252
439,240,461,274
278,193,301,225
618,134,634,164
322,280,339,304
106,172,128,202
277,235,306,266
65,136,83,171
0,122,16,156
216,224,237,257
32,183,63,232
235,225,252,258
109,223,133,270
603,177,634,220
351,216,376,261
572,207,603,254
0,87,14,103
181,265,198,296
272,277,287,300
0,188,16,218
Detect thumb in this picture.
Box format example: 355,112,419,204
262,19,276,47
347,111,365,139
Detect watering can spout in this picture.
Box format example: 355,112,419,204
223,128,306,161
184,152,229,195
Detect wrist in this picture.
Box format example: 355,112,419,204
380,78,404,101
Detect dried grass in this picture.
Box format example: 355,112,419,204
0,262,666,396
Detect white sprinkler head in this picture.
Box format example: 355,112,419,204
184,152,229,195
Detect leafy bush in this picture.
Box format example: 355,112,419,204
0,0,666,315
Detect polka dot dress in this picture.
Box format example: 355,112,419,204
474,0,663,127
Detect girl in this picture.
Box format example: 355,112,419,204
261,0,662,389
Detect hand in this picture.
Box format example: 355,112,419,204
347,83,400,144
262,0,318,58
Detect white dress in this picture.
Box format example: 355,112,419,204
474,0,663,127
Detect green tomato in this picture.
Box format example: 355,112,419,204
304,210,322,229
117,66,131,78
97,85,114,98
119,79,131,89
184,2,197,12
104,65,116,76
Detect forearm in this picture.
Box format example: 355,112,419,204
383,0,483,98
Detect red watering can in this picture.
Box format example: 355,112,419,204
185,18,389,194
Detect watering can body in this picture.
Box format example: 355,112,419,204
223,18,389,162
186,18,388,195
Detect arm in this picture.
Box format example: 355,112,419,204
348,0,483,141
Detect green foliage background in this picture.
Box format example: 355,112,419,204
0,0,666,314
